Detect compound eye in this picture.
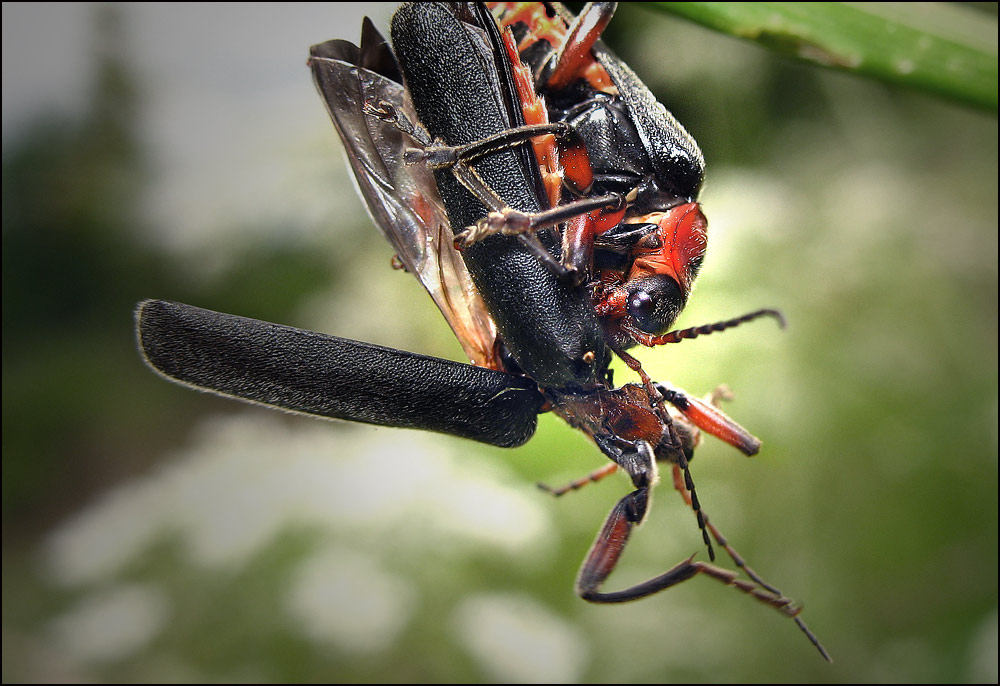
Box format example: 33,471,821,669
624,276,685,336
627,289,657,333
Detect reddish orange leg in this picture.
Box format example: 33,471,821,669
578,486,832,661
577,488,806,613
543,2,617,91
656,383,761,456
538,462,618,496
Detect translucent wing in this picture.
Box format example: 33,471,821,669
309,21,501,370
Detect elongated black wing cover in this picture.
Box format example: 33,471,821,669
136,300,544,448
390,2,608,391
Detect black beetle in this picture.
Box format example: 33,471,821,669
136,2,829,661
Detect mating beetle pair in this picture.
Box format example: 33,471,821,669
137,2,829,660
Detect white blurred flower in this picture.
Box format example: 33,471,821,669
47,583,169,664
286,546,416,654
45,413,553,584
452,593,587,683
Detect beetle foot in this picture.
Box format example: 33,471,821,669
362,99,432,146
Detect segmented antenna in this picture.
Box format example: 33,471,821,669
635,308,786,347
613,345,716,562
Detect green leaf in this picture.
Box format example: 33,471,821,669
651,2,998,112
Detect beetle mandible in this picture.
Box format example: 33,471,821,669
136,2,829,661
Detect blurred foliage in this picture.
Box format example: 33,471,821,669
653,2,998,112
1,7,338,529
2,3,997,684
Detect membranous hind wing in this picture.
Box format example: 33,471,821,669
309,19,501,370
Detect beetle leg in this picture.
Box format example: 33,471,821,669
447,159,624,282
668,464,779,594
460,192,622,243
609,345,716,560
656,384,762,457
394,114,631,283
568,451,832,660
538,384,716,500
446,161,582,280
574,486,649,602
614,310,778,454
540,2,618,91
404,122,571,169
538,462,619,497
559,200,629,280
576,486,832,660
393,115,627,277
608,344,657,396
448,154,619,246
593,434,657,491
362,95,596,276
665,463,832,661
539,379,716,498
456,192,620,254
576,487,789,612
560,214,596,283
362,99,433,147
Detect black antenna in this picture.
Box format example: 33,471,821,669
641,308,785,346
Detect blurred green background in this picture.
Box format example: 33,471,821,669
2,3,996,683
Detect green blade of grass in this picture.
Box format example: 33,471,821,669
652,2,998,112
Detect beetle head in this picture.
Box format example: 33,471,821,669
623,202,707,335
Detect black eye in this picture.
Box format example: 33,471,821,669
624,276,685,336
628,290,658,333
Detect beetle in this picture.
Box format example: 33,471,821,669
136,1,829,660
406,2,720,352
